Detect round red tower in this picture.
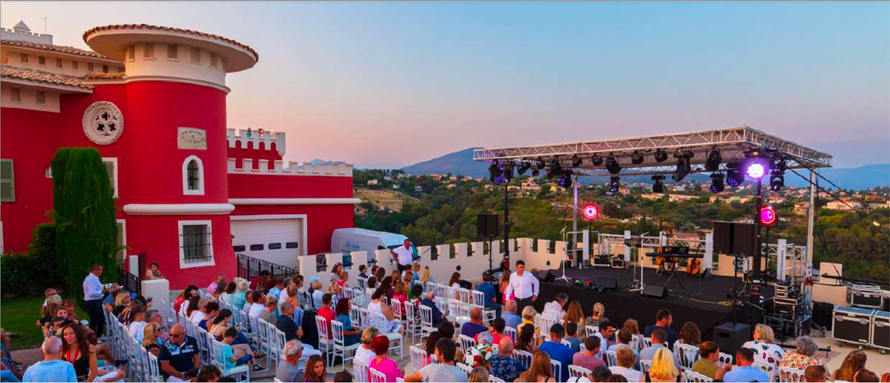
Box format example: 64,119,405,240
83,25,258,287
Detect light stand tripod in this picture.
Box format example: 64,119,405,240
557,226,571,283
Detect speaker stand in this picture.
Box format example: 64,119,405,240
556,229,572,284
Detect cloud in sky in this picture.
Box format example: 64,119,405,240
3,2,888,168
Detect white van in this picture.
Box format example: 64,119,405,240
331,228,418,267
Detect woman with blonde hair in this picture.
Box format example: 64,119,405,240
421,266,434,284
518,352,556,382
742,323,785,366
142,322,162,348
468,366,490,383
521,305,538,327
647,348,680,382
564,300,586,333
586,302,609,327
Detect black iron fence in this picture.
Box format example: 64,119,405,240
236,253,300,282
117,252,143,295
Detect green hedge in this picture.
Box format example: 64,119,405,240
1,223,64,297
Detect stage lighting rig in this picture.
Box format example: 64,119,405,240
631,151,645,165
502,161,514,182
572,155,582,167
535,158,547,170
558,172,573,188
517,161,531,175
709,173,725,193
605,155,621,174
651,175,665,193
488,161,502,184
654,149,668,162
591,154,604,166
671,150,693,182
770,169,784,191
726,160,745,187
546,158,562,179
609,176,621,194
705,149,722,171
773,156,787,172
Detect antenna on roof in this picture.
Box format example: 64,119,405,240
44,15,47,34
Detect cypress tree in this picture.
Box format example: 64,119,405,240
51,147,118,302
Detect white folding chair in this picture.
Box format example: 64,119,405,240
753,361,776,382
404,302,420,345
456,362,473,375
448,299,468,325
550,359,563,382
514,349,533,370
211,339,250,382
537,316,557,336
569,365,592,379
717,352,733,368
409,345,428,372
642,336,653,348
353,358,370,383
368,367,387,383
391,299,405,324
560,339,573,349
471,290,496,324
779,366,806,383
358,276,369,291
359,308,371,330
683,370,715,383
331,320,361,368
315,316,333,368
504,326,517,341
586,325,600,340
674,342,700,371
419,305,436,338
630,334,643,352
459,335,477,352
369,312,403,359
605,350,618,367
640,360,653,377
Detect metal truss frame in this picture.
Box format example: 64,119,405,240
472,126,832,176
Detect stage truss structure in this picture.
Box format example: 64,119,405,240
472,126,832,176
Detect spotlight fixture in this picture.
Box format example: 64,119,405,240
591,154,604,166
705,149,722,171
652,175,665,193
744,157,770,180
546,158,562,179
531,165,540,177
770,169,784,191
572,155,582,167
558,172,573,188
609,176,621,194
654,149,668,162
725,161,745,187
517,161,532,175
709,173,725,193
535,158,547,170
773,156,787,172
502,161,514,182
672,150,693,182
488,161,502,184
605,155,621,175
631,151,645,165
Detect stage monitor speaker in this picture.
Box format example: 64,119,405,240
642,285,666,298
595,277,618,291
477,214,500,237
713,221,757,256
714,322,751,356
535,270,556,283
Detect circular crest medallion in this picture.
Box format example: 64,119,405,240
82,101,124,145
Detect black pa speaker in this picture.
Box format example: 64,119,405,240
535,270,556,283
713,221,756,256
714,322,751,356
594,277,618,291
642,285,667,298
477,214,500,237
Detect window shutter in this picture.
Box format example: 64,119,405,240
104,160,116,197
0,160,15,202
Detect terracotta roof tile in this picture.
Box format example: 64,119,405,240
83,24,258,61
0,65,93,89
1,39,113,60
83,72,126,80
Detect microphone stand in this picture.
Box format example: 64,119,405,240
557,226,571,284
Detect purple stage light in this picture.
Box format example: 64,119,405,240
745,160,767,179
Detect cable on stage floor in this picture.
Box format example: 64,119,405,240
673,295,734,307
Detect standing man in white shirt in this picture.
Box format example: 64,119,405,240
390,239,415,273
504,260,539,315
83,264,113,336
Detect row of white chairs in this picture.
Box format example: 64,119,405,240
104,307,161,382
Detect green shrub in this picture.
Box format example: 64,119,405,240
1,224,64,297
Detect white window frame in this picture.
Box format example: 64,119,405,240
178,220,214,269
182,155,204,195
116,219,127,264
102,157,119,198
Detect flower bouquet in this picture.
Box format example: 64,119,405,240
464,342,495,369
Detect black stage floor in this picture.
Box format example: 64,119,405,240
530,266,770,341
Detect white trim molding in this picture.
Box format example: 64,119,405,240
123,203,234,215
178,219,215,269
230,214,308,256
182,155,205,196
229,198,361,206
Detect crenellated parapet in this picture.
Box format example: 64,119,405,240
227,158,353,177
227,128,286,157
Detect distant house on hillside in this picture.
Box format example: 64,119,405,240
794,202,810,215
825,199,861,211
392,184,400,189
383,175,392,181
463,176,473,181
642,193,666,201
768,196,785,204
367,179,378,186
415,185,423,192
446,183,457,189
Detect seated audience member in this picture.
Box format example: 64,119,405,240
643,309,679,348
334,371,353,382
804,365,829,383
592,365,613,382
188,297,210,325
489,337,525,382
60,324,124,382
721,347,769,383
356,328,380,365
564,322,582,353
742,323,785,367
316,293,336,336
541,293,569,320
420,290,449,327
538,324,572,380
484,318,508,345
833,350,867,382
692,341,722,380
159,324,200,381
640,329,678,369
475,272,501,317
502,300,523,329
302,355,327,383
586,302,609,328
23,337,77,383
780,336,820,370
855,370,879,383
517,352,556,383
197,365,221,382
573,335,606,371
334,298,362,346
368,336,403,382
127,305,148,343
678,322,702,346
276,302,303,342
468,366,489,383
460,308,488,339
358,265,369,279
515,323,538,353
221,327,253,370
593,321,617,355
425,322,456,363
647,348,681,383
207,275,224,298
248,290,265,319
198,302,220,331
608,328,640,364
609,345,642,382
605,374,629,382
260,298,279,324
564,300,587,332
367,288,403,334
622,318,640,336
406,338,468,382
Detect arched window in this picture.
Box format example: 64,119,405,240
182,155,204,195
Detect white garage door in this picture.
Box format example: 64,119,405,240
231,218,303,268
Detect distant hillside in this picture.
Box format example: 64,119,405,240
401,148,889,190
401,148,488,178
